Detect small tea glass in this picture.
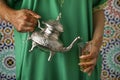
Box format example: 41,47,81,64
78,42,91,71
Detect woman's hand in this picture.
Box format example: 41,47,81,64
78,10,105,76
78,40,102,76
0,1,40,32
7,9,41,32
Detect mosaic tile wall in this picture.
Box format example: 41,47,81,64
0,0,120,80
0,19,16,80
100,0,120,80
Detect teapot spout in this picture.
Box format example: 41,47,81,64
62,36,80,52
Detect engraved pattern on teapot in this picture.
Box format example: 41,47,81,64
28,13,80,61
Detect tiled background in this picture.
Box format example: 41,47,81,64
100,0,120,79
0,0,120,79
0,19,16,80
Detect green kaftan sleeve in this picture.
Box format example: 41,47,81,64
93,0,108,12
6,0,22,9
6,0,15,8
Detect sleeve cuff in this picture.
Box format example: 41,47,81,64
93,1,108,12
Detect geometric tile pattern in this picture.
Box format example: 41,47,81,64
0,18,16,80
1,0,120,80
101,0,120,79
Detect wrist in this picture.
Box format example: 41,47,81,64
91,36,103,48
0,2,16,22
4,8,16,22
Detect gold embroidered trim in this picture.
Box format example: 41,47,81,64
93,1,108,12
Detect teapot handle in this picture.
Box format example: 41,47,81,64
27,20,43,40
37,20,44,31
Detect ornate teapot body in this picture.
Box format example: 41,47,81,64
28,13,80,61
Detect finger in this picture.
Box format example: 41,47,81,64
19,12,38,27
29,18,38,26
88,69,93,76
79,52,89,59
24,13,38,25
83,65,93,73
78,63,86,72
80,52,97,59
20,22,35,32
88,67,94,76
25,21,33,26
23,26,35,32
23,21,37,28
80,58,97,66
26,9,41,19
80,61,93,66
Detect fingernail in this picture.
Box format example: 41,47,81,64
80,56,84,58
36,15,41,18
34,14,41,19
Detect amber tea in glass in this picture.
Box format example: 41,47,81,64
78,42,91,71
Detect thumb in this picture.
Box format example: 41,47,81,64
27,10,41,19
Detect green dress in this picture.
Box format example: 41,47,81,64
6,0,107,80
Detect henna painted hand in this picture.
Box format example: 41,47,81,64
78,41,102,76
7,9,41,32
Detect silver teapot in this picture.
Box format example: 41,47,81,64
28,13,80,61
